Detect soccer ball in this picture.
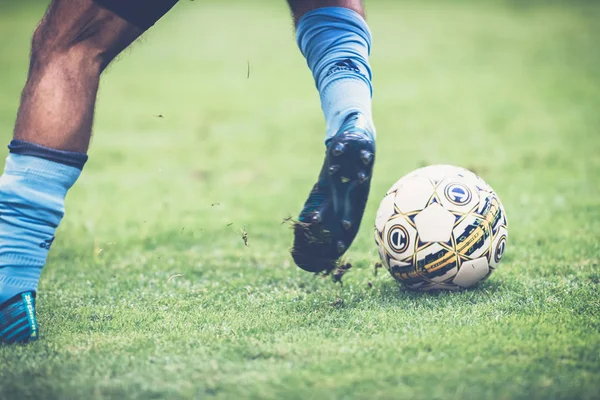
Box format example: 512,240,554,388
374,165,508,291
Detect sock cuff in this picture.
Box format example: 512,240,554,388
296,7,372,46
9,140,88,170
296,7,372,58
3,153,83,190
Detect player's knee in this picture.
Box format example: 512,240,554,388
30,3,140,73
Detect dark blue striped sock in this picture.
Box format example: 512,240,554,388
0,292,38,344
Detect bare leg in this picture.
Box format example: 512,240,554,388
13,0,143,153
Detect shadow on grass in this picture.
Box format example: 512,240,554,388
376,278,507,304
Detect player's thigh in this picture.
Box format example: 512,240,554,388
93,0,179,30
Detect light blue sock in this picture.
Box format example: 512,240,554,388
0,142,86,304
296,7,375,142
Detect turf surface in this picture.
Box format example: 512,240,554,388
0,1,599,399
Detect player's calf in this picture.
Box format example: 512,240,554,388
16,0,146,152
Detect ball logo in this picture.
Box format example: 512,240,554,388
388,225,409,253
444,183,472,206
494,235,507,263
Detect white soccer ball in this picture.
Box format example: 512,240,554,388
374,165,508,291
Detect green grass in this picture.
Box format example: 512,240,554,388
1,1,599,399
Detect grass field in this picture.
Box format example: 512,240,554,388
1,1,599,399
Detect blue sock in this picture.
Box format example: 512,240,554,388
296,7,375,142
0,141,86,305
